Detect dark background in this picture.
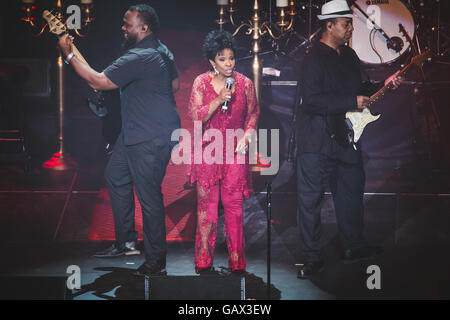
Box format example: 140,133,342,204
0,1,450,300
1,0,449,165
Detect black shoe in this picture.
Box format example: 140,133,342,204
297,261,324,280
342,246,383,263
93,242,141,258
196,266,216,275
134,260,167,277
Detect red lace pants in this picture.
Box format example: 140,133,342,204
194,183,246,273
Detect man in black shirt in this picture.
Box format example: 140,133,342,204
296,0,402,279
58,4,180,277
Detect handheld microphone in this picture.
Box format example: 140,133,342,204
222,77,235,113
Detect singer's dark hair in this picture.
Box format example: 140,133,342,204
128,4,160,32
202,30,237,61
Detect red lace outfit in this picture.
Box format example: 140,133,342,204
187,71,259,272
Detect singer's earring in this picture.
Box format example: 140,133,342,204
213,65,219,75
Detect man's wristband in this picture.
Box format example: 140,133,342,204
64,52,75,65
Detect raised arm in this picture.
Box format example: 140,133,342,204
58,34,118,91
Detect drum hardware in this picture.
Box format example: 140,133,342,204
433,0,450,57
388,36,405,53
286,81,302,164
398,11,447,165
349,0,404,53
399,23,420,56
407,0,448,58
435,0,442,56
286,28,319,60
297,1,323,38
351,0,415,65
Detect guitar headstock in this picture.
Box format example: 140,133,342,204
42,10,67,36
411,50,432,67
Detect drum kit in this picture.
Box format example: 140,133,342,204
351,0,415,65
282,0,448,68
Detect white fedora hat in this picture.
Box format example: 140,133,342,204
317,0,354,20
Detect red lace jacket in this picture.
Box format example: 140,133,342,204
187,71,260,198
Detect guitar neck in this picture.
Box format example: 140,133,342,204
70,43,90,67
368,63,411,107
58,33,90,67
71,45,88,66
42,10,90,68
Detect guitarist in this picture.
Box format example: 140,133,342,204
296,0,403,279
58,4,180,277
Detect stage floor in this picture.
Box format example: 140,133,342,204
0,155,449,300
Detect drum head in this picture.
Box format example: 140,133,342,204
351,0,415,65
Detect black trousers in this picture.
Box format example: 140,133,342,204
101,90,121,145
296,152,367,262
105,133,171,263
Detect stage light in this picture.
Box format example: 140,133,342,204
215,0,299,102
21,0,37,26
80,0,95,27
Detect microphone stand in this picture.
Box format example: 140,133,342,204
266,182,272,300
287,81,303,163
308,0,313,38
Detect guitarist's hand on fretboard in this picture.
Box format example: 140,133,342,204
357,96,370,110
384,70,403,90
344,50,431,146
58,34,74,58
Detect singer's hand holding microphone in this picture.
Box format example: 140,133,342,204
218,87,232,106
218,77,234,113
214,77,246,154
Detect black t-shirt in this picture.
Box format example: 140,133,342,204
104,34,180,146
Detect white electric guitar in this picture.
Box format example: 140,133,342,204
343,50,432,149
